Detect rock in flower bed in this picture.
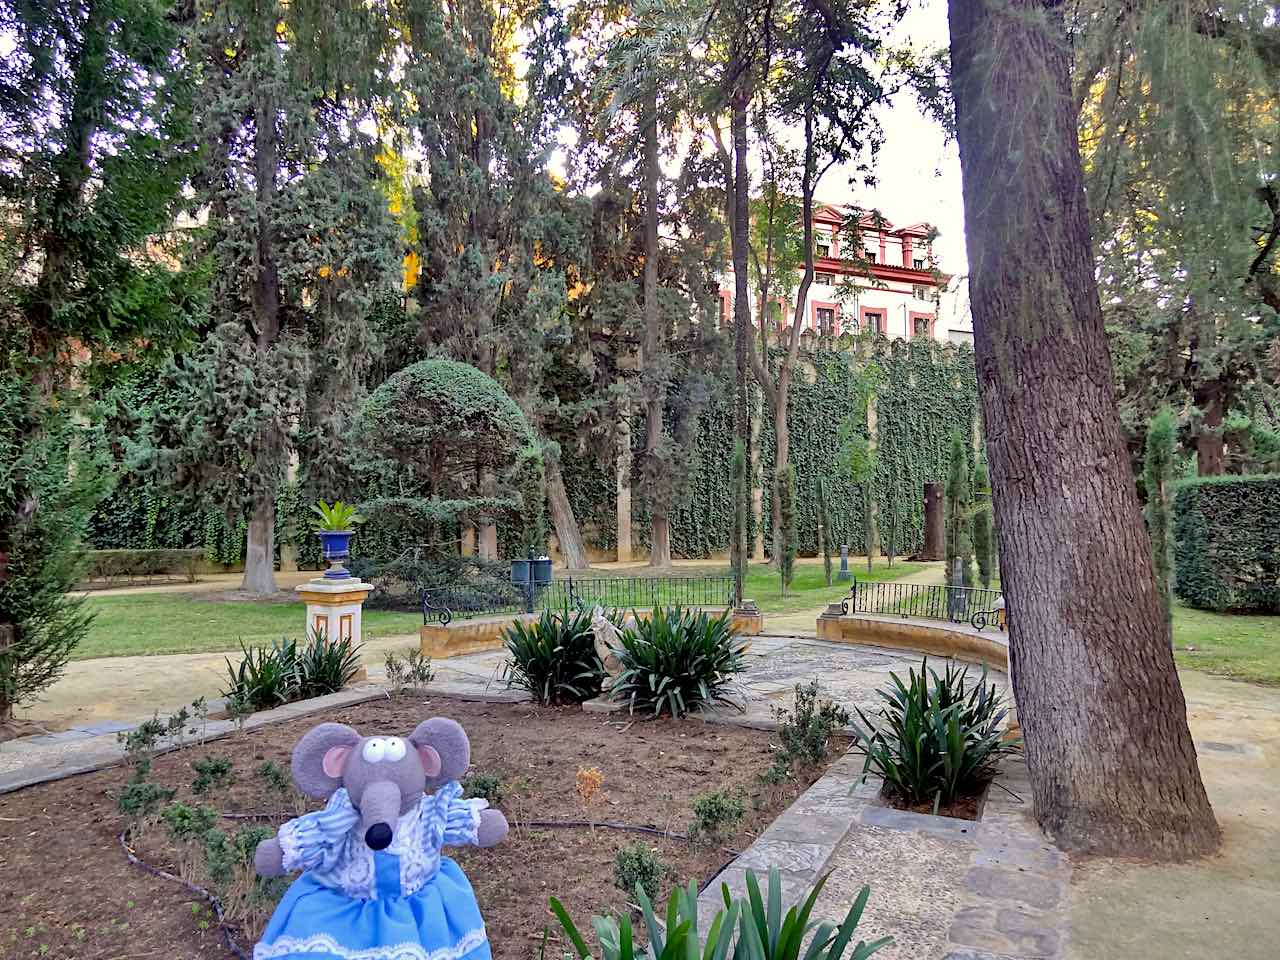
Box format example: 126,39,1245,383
0,696,845,960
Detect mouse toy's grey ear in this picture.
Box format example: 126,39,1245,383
408,717,470,784
291,722,362,798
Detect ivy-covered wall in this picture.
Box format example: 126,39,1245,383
89,336,978,564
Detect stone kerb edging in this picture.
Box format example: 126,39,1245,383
0,680,533,796
816,612,1011,673
695,754,1070,960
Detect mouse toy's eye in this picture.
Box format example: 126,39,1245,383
384,737,407,762
362,738,387,763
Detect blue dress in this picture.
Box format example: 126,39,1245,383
254,782,491,960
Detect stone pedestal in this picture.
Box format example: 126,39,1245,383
732,599,764,636
296,576,374,643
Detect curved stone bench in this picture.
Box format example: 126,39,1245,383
815,610,1009,672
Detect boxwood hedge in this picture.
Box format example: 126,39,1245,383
1171,475,1280,612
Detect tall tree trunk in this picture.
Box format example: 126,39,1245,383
616,401,633,562
546,461,590,570
949,0,1219,859
242,498,277,595
1193,377,1226,475
242,40,281,596
731,85,752,483
642,88,671,568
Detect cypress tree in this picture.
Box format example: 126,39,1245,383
973,452,995,589
945,433,975,587
1143,407,1177,636
816,477,834,587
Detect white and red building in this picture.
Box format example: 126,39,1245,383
719,205,953,341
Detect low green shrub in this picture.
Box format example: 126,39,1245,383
191,756,235,796
689,789,745,847
765,682,850,783
462,773,504,806
850,659,1019,813
384,647,435,695
118,780,177,817
1172,474,1280,612
83,548,202,584
551,868,889,960
500,605,603,704
613,607,747,717
612,843,670,901
161,801,219,841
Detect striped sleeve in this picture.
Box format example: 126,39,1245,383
440,781,486,847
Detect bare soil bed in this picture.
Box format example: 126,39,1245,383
0,696,839,960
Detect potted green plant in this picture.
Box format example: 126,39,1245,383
310,500,364,579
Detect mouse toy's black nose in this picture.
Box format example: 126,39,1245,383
365,823,393,850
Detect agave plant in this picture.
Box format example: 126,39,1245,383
310,499,365,532
500,605,603,705
551,879,736,960
849,658,1020,811
612,607,747,717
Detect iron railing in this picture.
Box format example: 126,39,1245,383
422,575,736,626
844,576,1002,628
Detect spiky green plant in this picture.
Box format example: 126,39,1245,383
612,607,747,717
849,659,1019,812
309,500,365,531
500,605,603,704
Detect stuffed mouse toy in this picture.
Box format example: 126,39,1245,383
251,717,508,960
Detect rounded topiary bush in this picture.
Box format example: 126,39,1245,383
356,358,535,480
1171,474,1280,612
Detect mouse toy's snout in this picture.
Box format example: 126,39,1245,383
364,823,393,850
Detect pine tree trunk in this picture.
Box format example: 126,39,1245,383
643,88,671,569
616,401,633,562
547,462,590,570
949,0,1219,859
1193,377,1225,476
241,496,278,595
921,483,945,560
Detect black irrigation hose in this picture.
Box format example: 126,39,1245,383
118,829,250,960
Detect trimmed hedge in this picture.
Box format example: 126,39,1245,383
1171,475,1280,612
83,548,203,585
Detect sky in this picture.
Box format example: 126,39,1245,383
821,0,972,331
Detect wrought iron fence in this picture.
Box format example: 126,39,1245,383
422,575,736,626
844,576,1002,628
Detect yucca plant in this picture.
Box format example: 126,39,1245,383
500,605,603,704
309,499,364,531
295,629,364,698
731,868,890,960
223,638,299,711
849,658,1019,812
551,879,736,960
612,607,747,717
549,869,889,960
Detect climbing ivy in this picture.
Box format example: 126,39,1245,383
88,337,977,564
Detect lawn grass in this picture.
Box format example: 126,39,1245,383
74,558,926,659
75,595,422,659
741,559,926,616
1173,603,1280,685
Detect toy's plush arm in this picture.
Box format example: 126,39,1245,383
255,837,286,877
477,808,509,848
441,795,508,849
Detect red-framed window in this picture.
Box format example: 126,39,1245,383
859,305,886,335
810,299,840,335
909,311,936,338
